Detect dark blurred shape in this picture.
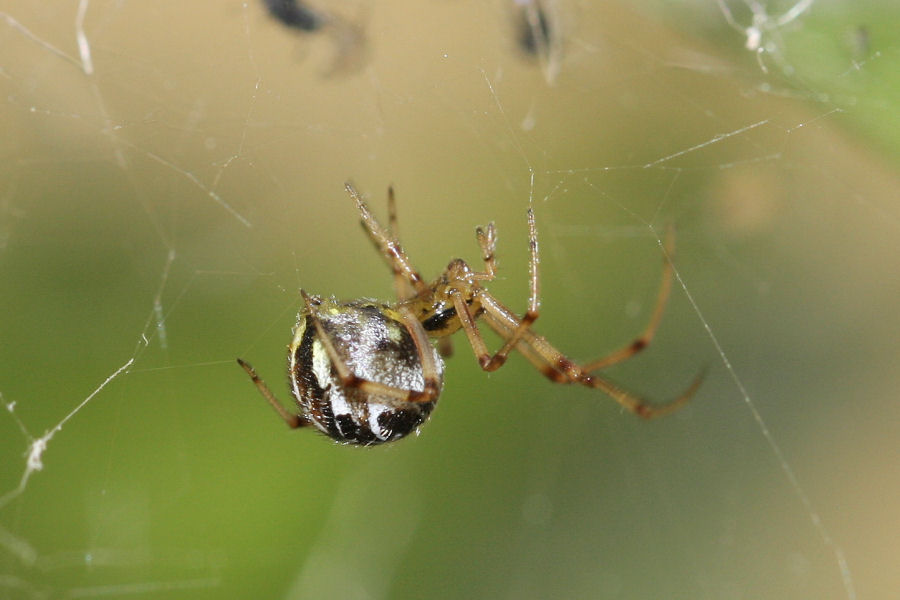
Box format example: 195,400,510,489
516,0,552,56
262,0,323,32
260,0,367,74
513,0,561,84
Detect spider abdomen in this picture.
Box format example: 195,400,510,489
288,297,444,445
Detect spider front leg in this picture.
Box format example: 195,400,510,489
345,182,428,298
384,185,417,301
362,185,417,301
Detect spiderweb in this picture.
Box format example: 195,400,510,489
2,1,898,598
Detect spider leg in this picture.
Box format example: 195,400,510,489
386,186,415,298
586,367,705,419
474,222,497,279
301,290,441,404
386,184,400,238
345,182,428,297
356,185,415,300
474,291,702,419
462,207,541,371
583,224,675,371
236,358,305,428
384,185,417,300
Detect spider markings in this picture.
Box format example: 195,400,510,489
237,183,704,445
293,297,442,444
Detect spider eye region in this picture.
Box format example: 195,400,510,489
288,297,445,445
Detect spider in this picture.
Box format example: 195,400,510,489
237,183,703,445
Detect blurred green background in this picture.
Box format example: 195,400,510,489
2,1,898,598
